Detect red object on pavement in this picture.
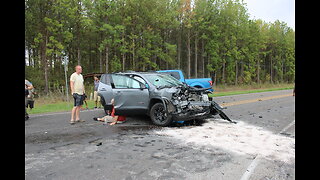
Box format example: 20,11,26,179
111,106,126,121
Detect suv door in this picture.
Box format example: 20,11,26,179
98,74,114,112
110,74,150,115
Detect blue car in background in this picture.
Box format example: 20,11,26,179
157,70,214,92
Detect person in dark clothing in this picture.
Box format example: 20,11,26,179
25,79,34,120
26,87,36,111
293,85,295,96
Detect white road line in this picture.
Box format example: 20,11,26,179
239,156,261,180
239,120,295,180
279,120,295,134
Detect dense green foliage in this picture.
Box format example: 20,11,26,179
25,0,295,94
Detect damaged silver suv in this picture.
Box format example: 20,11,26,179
98,72,234,126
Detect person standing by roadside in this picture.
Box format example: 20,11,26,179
26,85,36,112
293,82,295,96
25,79,33,120
93,75,101,109
293,85,295,96
70,65,86,124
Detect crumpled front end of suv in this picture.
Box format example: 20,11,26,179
158,85,234,123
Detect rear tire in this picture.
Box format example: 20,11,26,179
150,103,173,126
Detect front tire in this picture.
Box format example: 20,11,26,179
150,103,172,126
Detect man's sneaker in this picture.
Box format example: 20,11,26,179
116,120,126,124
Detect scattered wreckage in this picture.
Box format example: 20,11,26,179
98,71,235,126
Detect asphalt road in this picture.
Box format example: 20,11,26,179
25,89,295,180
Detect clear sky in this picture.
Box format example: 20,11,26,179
243,0,295,30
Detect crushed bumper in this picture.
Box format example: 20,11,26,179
165,99,235,123
171,111,212,121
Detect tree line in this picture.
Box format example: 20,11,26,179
25,0,295,94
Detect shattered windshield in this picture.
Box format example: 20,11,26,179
144,74,183,88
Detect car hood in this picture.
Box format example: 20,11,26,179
153,86,179,99
151,85,211,99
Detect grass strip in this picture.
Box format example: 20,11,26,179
27,100,99,115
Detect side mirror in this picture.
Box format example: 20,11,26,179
140,83,146,89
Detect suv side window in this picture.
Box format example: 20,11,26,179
132,76,146,84
111,74,141,89
100,74,111,84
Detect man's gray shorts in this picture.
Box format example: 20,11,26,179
73,93,84,107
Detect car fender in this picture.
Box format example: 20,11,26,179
188,82,204,88
148,97,172,114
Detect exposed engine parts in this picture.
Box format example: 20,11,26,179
162,85,235,123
